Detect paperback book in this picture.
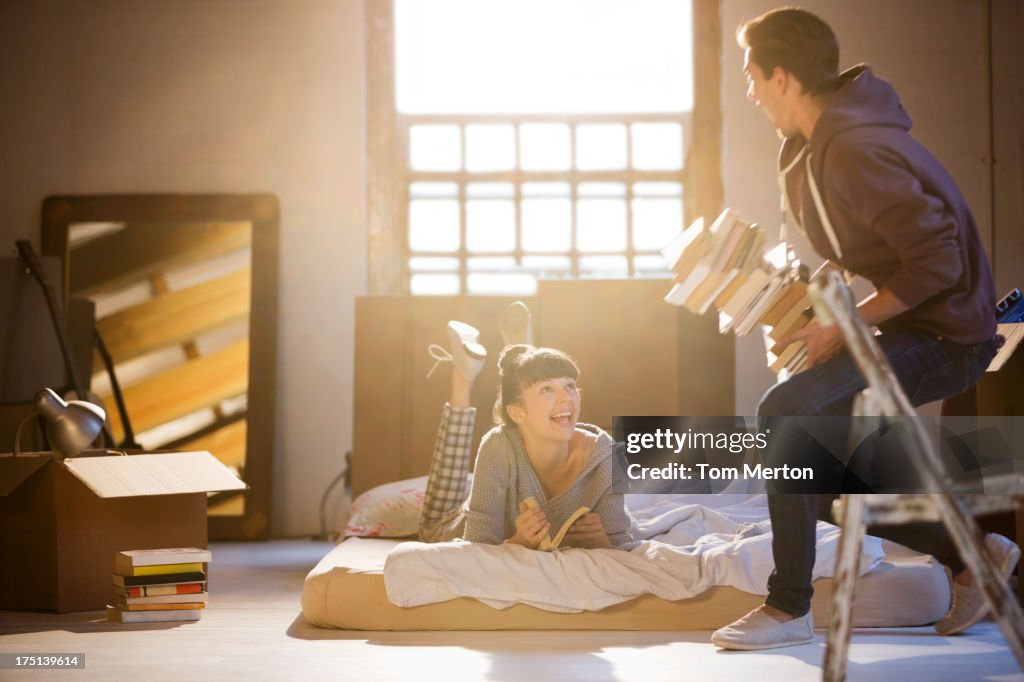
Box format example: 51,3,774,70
106,606,202,623
522,497,591,551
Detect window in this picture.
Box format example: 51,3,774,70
367,0,719,295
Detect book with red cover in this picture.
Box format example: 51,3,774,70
117,592,210,606
116,601,207,612
119,582,205,598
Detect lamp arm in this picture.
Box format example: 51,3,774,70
12,412,40,458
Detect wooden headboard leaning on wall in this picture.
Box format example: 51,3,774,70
351,278,734,496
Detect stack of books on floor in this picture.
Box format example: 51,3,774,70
107,547,211,623
661,208,814,376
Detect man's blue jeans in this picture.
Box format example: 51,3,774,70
757,327,997,617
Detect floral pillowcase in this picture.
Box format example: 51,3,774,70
344,474,476,539
343,476,429,538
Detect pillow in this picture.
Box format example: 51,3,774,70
343,473,476,538
343,476,428,538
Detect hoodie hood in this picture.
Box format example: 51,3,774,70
779,65,912,174
777,65,915,261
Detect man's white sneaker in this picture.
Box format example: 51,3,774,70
711,606,814,651
935,533,1020,635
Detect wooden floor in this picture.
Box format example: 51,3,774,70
0,540,1020,682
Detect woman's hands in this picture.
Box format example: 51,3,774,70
564,512,612,549
507,503,613,550
506,500,551,549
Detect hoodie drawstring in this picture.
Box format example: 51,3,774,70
777,144,845,262
805,152,844,260
778,146,808,261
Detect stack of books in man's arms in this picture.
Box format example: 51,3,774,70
107,547,211,623
662,209,766,315
661,209,814,376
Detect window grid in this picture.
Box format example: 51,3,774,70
401,113,690,294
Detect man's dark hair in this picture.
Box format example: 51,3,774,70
737,7,840,96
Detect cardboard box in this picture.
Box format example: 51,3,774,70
0,449,246,613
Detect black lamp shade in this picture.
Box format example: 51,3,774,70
34,387,106,458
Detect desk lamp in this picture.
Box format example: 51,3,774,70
12,387,106,459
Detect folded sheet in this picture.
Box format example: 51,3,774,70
384,494,884,612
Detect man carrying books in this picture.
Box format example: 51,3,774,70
710,7,1016,650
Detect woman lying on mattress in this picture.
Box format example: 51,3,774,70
419,304,637,550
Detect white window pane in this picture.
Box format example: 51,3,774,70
522,255,572,274
466,199,515,253
578,182,626,198
522,198,571,252
631,122,683,170
467,182,514,198
576,124,627,170
634,255,672,276
395,0,694,114
467,256,518,271
634,181,682,197
577,199,626,252
410,256,460,271
632,197,683,250
410,182,459,198
409,199,459,252
411,273,460,295
467,272,538,295
520,123,571,170
522,182,571,197
465,124,515,172
409,125,461,171
579,255,628,277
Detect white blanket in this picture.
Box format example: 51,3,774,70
383,494,884,613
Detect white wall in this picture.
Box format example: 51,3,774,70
0,0,366,536
722,0,996,414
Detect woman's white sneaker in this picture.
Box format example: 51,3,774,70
426,321,487,381
499,301,533,347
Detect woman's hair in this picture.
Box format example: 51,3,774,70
493,345,580,426
736,7,840,97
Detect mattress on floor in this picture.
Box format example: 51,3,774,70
301,537,950,631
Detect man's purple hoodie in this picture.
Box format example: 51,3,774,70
779,64,996,345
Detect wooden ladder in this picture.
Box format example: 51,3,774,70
806,269,1024,682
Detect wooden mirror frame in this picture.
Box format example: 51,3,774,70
41,194,279,541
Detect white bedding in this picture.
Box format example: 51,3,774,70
383,494,884,613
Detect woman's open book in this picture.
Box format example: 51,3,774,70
522,497,590,551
